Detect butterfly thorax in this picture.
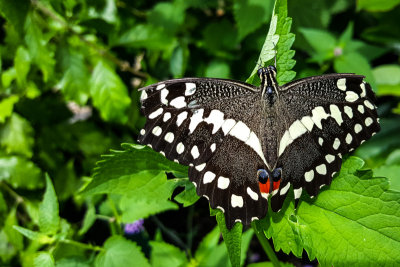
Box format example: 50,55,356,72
258,66,279,107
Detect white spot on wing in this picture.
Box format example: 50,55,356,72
231,194,243,208
346,133,353,144
195,163,206,172
149,107,163,119
229,121,251,142
333,138,340,150
189,109,204,133
354,123,362,133
203,171,216,184
365,117,373,126
344,106,353,119
346,91,359,102
300,116,314,131
152,126,162,136
140,90,148,100
160,89,169,105
176,111,188,126
217,176,230,189
247,187,259,200
337,78,346,91
176,142,185,154
294,188,302,199
164,132,174,143
312,106,329,129
156,84,165,90
289,120,307,139
279,182,290,195
316,164,327,175
163,112,171,122
204,110,225,134
318,137,324,146
364,100,374,110
170,96,186,108
305,170,314,182
210,143,216,152
360,82,366,97
185,83,196,96
330,104,343,126
325,154,335,163
140,129,145,135
358,105,365,114
278,130,293,157
245,132,269,168
221,119,236,135
191,145,200,159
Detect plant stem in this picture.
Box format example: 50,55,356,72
253,225,281,267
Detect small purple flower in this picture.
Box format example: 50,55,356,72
124,219,145,235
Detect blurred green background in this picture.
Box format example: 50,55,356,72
1,0,400,266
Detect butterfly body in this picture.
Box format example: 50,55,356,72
138,66,380,228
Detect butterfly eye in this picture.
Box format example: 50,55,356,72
268,65,277,73
272,168,282,181
257,169,269,184
257,68,264,76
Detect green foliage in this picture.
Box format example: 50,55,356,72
1,0,399,266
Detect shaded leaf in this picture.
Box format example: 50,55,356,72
150,241,188,267
39,174,60,235
0,95,19,123
89,60,131,123
0,156,43,189
95,236,150,267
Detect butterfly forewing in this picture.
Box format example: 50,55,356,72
139,78,271,226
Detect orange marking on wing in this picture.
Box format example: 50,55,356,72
259,179,270,194
273,180,281,191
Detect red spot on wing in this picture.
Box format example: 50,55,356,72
273,180,280,191
259,180,270,194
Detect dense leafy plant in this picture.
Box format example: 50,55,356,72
1,0,400,266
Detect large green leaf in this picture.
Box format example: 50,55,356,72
357,0,400,12
264,156,400,266
0,95,19,123
247,0,295,85
89,60,131,123
0,156,43,189
83,143,187,195
150,241,188,267
0,113,34,158
95,236,151,267
38,175,60,235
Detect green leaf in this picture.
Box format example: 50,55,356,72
54,256,92,267
205,60,231,79
247,0,295,85
114,24,175,50
264,156,400,265
0,156,43,189
0,0,30,34
39,174,60,235
14,46,31,87
0,113,34,158
95,236,151,267
119,172,181,222
3,208,24,251
150,241,188,267
13,225,54,244
25,13,55,82
34,252,55,267
57,48,90,105
299,28,336,62
84,143,187,195
194,226,221,263
170,44,189,78
148,2,186,34
203,19,238,52
357,0,400,12
372,64,400,96
89,60,131,123
374,164,400,192
216,211,243,267
334,52,375,86
174,179,200,207
78,201,96,235
0,95,19,123
234,0,272,40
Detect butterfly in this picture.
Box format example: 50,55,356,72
137,65,380,228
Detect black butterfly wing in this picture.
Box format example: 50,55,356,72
138,78,269,227
270,74,380,211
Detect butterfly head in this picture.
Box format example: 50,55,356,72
258,66,278,104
